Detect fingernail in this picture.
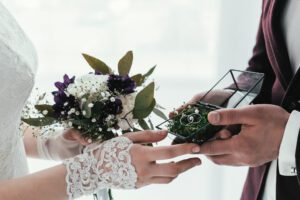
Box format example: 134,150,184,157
192,146,201,153
209,111,220,124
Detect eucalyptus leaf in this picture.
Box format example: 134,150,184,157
131,74,143,86
133,98,156,119
138,119,150,130
22,117,56,127
35,104,55,117
82,53,111,74
148,119,154,130
118,51,133,76
133,82,155,119
153,107,168,120
142,65,156,81
155,103,166,110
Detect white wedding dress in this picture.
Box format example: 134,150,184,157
0,2,38,180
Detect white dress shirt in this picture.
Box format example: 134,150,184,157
262,0,300,199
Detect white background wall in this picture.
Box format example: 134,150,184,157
1,0,261,199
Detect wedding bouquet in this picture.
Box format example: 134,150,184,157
22,51,167,142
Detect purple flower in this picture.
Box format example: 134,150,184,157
107,74,136,94
54,74,75,91
52,75,77,117
103,98,123,115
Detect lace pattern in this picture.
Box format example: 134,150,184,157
63,137,137,199
0,2,38,180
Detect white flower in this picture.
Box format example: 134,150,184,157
67,74,109,99
82,110,86,116
195,109,199,114
117,93,138,130
110,97,115,102
91,118,96,123
88,103,94,108
42,110,48,115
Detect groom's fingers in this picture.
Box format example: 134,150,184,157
152,158,201,177
125,130,168,144
200,138,236,155
147,143,201,161
207,155,239,166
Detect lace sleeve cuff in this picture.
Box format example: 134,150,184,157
63,137,137,199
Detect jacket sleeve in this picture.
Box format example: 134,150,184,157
245,14,276,104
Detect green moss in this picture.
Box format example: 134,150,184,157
168,102,217,138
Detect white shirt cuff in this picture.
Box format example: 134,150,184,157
278,110,300,176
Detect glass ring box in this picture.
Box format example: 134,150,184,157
156,69,265,145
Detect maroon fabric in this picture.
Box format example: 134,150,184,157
240,0,300,199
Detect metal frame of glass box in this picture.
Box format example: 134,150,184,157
156,69,265,145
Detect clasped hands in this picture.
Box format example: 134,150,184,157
60,89,290,190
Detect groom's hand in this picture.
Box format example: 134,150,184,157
200,104,290,167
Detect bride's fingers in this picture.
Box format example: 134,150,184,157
136,177,176,188
63,129,89,145
214,129,232,140
125,130,168,144
146,143,201,161
148,177,176,185
152,158,201,177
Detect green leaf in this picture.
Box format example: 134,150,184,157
82,53,112,74
155,103,166,110
131,74,143,86
35,104,55,117
133,82,156,119
153,107,168,120
133,98,156,119
148,119,154,130
142,65,156,81
22,117,56,127
138,119,150,130
118,51,133,76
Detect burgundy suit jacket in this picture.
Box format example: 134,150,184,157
240,0,300,199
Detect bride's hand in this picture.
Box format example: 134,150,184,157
35,128,88,161
63,130,201,199
63,129,90,146
125,130,201,188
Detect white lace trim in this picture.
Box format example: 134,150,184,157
63,137,137,199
